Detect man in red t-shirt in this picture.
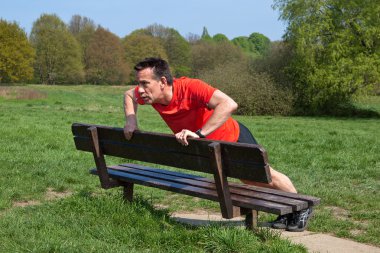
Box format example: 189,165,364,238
123,57,313,232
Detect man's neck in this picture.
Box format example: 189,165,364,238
158,85,173,105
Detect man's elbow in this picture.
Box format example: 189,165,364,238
228,99,238,113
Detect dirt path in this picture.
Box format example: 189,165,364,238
171,211,380,253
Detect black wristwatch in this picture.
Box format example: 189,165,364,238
195,129,206,138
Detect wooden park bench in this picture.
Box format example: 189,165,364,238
72,123,320,229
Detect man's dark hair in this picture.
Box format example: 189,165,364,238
134,57,173,85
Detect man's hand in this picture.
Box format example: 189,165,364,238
124,123,137,140
175,129,199,146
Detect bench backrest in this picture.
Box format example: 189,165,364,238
72,123,271,183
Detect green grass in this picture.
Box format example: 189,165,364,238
0,85,379,251
0,192,306,253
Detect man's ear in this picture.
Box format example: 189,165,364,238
160,76,167,87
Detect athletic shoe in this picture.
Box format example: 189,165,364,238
287,207,313,232
271,214,290,229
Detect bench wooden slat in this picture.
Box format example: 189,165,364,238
109,165,308,211
90,168,293,215
117,163,320,206
72,123,271,183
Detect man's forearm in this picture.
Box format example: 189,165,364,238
124,89,138,123
199,99,237,136
123,89,139,139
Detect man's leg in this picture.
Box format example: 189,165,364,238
241,166,297,229
241,166,297,193
237,122,312,231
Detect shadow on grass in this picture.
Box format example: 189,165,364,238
123,193,284,243
294,104,380,118
330,105,380,118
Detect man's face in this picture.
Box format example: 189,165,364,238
136,68,162,104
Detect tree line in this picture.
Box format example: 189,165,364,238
1,0,379,116
1,14,270,85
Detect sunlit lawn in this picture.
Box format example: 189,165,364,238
0,85,379,251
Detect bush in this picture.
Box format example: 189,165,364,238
198,61,294,116
251,41,294,89
190,40,246,77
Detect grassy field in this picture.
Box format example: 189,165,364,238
0,85,379,251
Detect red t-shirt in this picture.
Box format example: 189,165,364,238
134,77,239,142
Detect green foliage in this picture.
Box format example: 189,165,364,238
251,41,294,89
232,33,271,58
123,32,168,74
198,61,294,115
143,24,192,77
274,0,380,114
85,27,130,84
232,36,260,58
191,40,247,76
212,33,229,43
201,26,212,41
68,15,96,67
30,14,84,84
0,19,35,83
249,32,271,56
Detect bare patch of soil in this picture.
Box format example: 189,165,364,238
45,187,72,200
326,206,350,220
12,200,41,207
9,188,72,209
350,229,365,236
0,87,47,100
326,206,369,229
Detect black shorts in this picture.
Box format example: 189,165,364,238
237,122,258,145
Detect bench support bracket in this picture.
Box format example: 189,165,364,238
88,126,119,189
122,182,134,202
209,142,240,219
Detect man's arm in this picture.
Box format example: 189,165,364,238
123,88,138,140
175,90,238,145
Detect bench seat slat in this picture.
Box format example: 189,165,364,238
90,167,294,215
108,165,308,211
117,163,320,206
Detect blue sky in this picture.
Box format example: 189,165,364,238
1,0,286,41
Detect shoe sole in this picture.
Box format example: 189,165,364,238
272,223,287,229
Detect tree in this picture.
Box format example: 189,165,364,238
0,19,35,83
213,33,229,43
30,14,84,84
137,24,192,77
251,41,294,88
86,27,130,84
186,33,200,43
191,40,247,77
123,32,168,71
201,26,212,41
274,0,380,113
68,15,96,67
248,32,271,56
232,36,259,58
231,33,271,58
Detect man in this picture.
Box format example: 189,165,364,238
123,57,312,232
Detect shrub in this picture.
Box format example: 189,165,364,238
198,61,294,116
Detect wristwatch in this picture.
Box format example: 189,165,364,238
195,129,206,138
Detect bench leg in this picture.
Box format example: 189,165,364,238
122,182,134,202
245,210,258,230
